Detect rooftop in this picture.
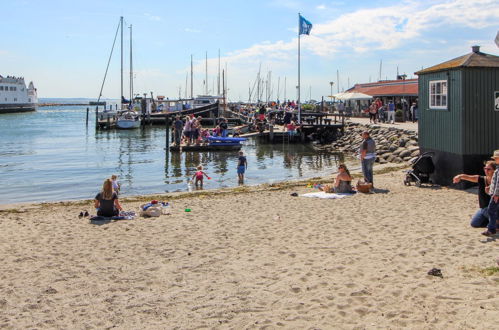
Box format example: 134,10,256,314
416,46,499,75
346,79,418,97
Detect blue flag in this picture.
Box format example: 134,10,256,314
299,15,312,35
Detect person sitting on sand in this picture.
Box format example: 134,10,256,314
94,178,123,217
320,164,354,193
191,165,210,187
453,161,497,228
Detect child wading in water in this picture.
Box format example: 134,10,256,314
237,151,247,183
191,165,210,188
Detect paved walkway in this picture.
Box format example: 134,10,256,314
347,117,418,132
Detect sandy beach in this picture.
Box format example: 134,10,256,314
1,167,498,329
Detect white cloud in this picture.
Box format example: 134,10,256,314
143,13,161,21
316,4,326,10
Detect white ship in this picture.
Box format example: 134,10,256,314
0,75,38,113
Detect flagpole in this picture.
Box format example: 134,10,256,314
297,13,301,124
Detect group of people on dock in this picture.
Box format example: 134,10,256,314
173,115,230,146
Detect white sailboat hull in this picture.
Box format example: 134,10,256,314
116,119,140,129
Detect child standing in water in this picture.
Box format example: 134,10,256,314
237,151,247,183
111,174,121,195
191,165,210,188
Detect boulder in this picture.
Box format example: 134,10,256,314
399,149,412,158
411,150,420,157
393,147,405,156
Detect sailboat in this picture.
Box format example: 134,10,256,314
97,17,140,129
116,21,140,129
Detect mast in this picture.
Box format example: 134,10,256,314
120,16,123,108
277,76,280,102
190,55,193,98
205,51,208,95
297,13,301,123
217,49,221,95
129,24,133,102
185,73,188,99
379,59,382,81
336,69,340,93
284,76,287,102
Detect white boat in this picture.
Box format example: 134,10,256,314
116,110,140,129
0,75,38,114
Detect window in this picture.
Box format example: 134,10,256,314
14,98,17,101
0,86,3,91
429,80,447,109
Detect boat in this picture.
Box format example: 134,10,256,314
169,136,247,152
116,110,140,129
0,75,38,114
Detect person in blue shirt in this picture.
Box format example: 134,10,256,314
387,100,396,124
237,151,247,183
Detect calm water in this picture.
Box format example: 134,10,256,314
0,99,353,204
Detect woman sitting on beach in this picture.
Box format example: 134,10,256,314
320,164,354,193
453,161,497,228
94,178,123,217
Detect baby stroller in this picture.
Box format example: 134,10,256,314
404,151,435,187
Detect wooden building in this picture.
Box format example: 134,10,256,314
415,46,499,185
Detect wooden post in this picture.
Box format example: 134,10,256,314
86,107,89,126
165,114,170,148
269,124,274,142
107,114,110,129
95,106,99,130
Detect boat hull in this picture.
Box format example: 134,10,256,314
116,119,141,129
0,103,37,114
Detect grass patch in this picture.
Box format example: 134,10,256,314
479,267,499,276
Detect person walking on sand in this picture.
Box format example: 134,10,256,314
482,150,499,236
360,131,376,188
237,151,247,183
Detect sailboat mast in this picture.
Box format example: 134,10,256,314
120,16,123,107
217,49,220,95
129,24,133,102
284,76,287,102
190,55,193,98
205,51,208,95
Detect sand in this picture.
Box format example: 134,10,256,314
0,168,498,329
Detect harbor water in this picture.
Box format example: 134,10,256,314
0,99,353,204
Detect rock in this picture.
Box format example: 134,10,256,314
399,139,407,147
407,145,419,152
389,145,398,152
399,150,412,158
379,158,388,164
394,157,403,163
387,154,396,162
411,150,420,157
393,147,405,156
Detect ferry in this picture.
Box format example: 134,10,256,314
0,75,38,113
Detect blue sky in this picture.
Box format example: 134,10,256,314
1,0,498,101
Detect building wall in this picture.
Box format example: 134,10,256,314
462,68,499,156
418,70,463,155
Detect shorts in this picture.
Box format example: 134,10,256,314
184,131,191,138
259,114,265,121
237,165,246,174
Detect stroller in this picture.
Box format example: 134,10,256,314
404,151,435,187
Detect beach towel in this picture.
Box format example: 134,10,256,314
300,192,354,199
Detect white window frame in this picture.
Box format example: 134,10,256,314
429,80,448,110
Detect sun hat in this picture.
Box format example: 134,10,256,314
491,150,499,159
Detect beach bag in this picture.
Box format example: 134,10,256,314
356,180,373,193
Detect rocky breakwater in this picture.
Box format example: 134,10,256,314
331,123,420,164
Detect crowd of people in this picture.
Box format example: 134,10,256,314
365,98,418,124
172,115,230,146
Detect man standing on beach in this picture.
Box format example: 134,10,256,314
387,100,395,124
360,131,376,187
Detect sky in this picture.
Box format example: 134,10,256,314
1,0,498,101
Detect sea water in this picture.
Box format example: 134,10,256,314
0,99,353,204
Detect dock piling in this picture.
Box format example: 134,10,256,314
95,106,99,130
165,114,170,147
86,107,89,126
269,124,274,142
